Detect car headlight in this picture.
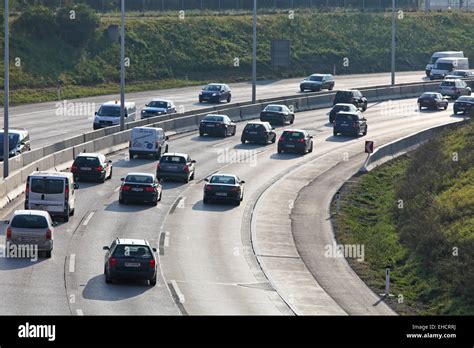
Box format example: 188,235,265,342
141,110,146,114
199,92,203,96
212,93,217,96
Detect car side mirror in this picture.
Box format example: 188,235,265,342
152,247,157,252
103,246,110,251
4,220,9,224
165,136,169,141
240,180,245,184
204,178,209,182
95,111,98,115
120,178,124,181
74,183,79,189
108,160,112,163
145,103,149,107
191,160,196,163
52,221,59,227
309,135,313,139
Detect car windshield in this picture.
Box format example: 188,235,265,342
11,215,49,229
160,156,186,164
435,63,454,70
125,175,153,184
74,156,100,166
308,76,323,81
203,116,224,122
210,175,236,185
113,245,153,258
430,57,439,64
265,105,283,112
0,133,20,151
30,178,64,194
148,101,167,108
282,131,304,139
204,85,222,91
452,71,465,76
97,106,121,117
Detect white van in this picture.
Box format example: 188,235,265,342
129,127,169,160
24,171,78,222
426,51,464,77
431,57,469,80
93,101,137,130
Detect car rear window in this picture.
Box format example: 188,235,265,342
421,93,437,98
113,245,153,258
205,85,222,91
336,114,358,122
203,116,224,122
11,215,48,229
245,124,265,131
281,131,304,139
30,178,64,194
457,96,474,102
441,81,455,87
265,106,283,112
74,157,100,166
210,176,236,185
336,91,352,98
160,156,186,164
125,175,153,184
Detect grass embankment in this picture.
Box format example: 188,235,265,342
333,121,474,315
1,7,474,105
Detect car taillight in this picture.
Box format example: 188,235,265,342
156,163,161,170
205,185,213,190
183,164,189,173
95,165,103,172
25,182,29,199
145,186,155,192
46,228,52,240
6,227,11,239
229,187,240,192
109,258,117,267
121,185,131,191
71,165,77,172
297,138,305,143
149,259,156,268
278,137,284,142
65,184,69,200
352,122,357,128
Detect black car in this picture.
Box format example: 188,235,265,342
119,172,162,205
156,152,196,183
333,90,368,111
199,83,231,103
328,103,361,123
203,174,245,206
241,121,276,144
260,104,295,125
103,238,158,286
0,128,31,161
417,92,448,111
300,73,335,92
453,96,474,115
71,153,113,183
333,112,368,137
277,129,313,155
141,99,176,118
199,114,236,137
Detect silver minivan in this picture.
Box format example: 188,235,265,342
5,210,56,258
25,171,78,222
439,79,472,99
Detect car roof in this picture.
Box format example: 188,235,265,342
442,79,460,82
207,83,225,86
246,121,270,125
310,73,327,77
149,98,173,103
0,128,28,136
162,152,188,157
210,173,238,179
125,172,155,177
333,103,356,107
13,209,51,218
102,100,135,107
116,238,150,246
30,171,72,178
132,126,164,131
282,129,306,133
265,104,286,108
76,153,101,158
204,114,228,118
337,111,360,117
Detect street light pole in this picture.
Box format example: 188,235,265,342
120,0,126,131
3,0,10,178
391,0,396,86
252,0,257,103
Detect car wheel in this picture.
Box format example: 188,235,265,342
468,90,472,96
199,130,204,137
300,87,304,92
222,128,227,138
309,142,313,153
184,175,189,183
165,145,169,153
64,207,70,222
271,136,276,144
418,103,422,111
158,191,162,202
190,171,195,180
100,173,106,183
290,116,294,124
107,167,113,180
241,139,246,144
45,250,52,258
70,208,75,216
277,147,282,154
328,85,334,91
362,103,367,111
333,131,337,136
203,197,209,204
227,95,231,103
105,272,112,284
152,198,158,206
129,152,134,160
199,97,203,103
363,126,368,136
149,276,157,286
444,104,448,110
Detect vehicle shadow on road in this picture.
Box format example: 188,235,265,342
192,200,237,212
233,143,271,150
161,181,187,190
74,181,103,190
104,201,156,213
325,135,356,143
269,153,304,160
112,158,156,168
0,239,47,270
190,135,227,142
82,274,152,301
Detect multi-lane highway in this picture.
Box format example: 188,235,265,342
0,71,426,148
0,93,463,315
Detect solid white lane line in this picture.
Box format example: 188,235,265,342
69,254,76,273
76,309,83,316
82,212,95,226
211,139,233,148
171,280,185,304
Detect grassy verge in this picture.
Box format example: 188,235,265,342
332,121,474,315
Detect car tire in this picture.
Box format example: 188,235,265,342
241,139,246,144
309,142,313,153
119,198,126,205
362,103,367,112
105,272,112,284
45,250,52,258
152,198,158,206
184,175,189,183
199,97,203,103
227,95,231,103
64,206,70,222
363,127,368,136
222,128,227,138
300,87,304,92
107,167,113,180
329,85,334,91
150,276,157,286
271,136,276,144
203,197,209,204
100,174,106,183
158,191,162,202
190,171,195,180
277,147,282,154
444,104,448,110
70,208,75,216
235,200,241,206
418,104,422,111
333,131,337,136
129,152,134,160
199,130,204,137
290,116,294,124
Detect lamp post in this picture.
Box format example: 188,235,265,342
391,0,396,85
120,0,125,131
252,0,257,103
4,0,10,178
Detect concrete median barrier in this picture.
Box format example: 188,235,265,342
85,129,106,142
0,180,8,208
54,148,75,171
21,148,44,167
93,134,115,153
112,130,132,148
223,108,242,122
73,141,95,158
240,104,263,121
173,115,199,132
307,94,332,109
5,171,24,203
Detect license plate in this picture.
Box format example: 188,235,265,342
249,131,258,134
168,165,178,169
80,167,92,171
341,124,348,127
124,262,140,268
131,188,143,192
286,144,295,148
215,192,227,197
207,124,215,127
